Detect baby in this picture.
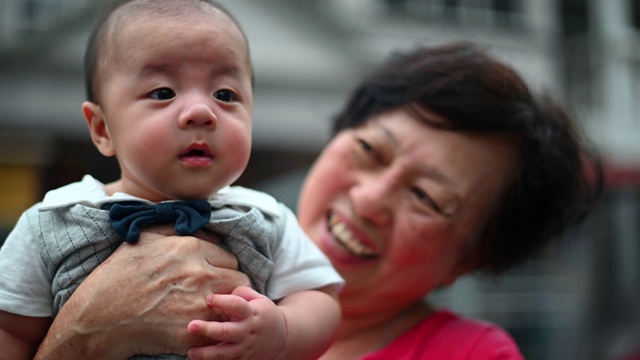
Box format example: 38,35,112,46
0,1,343,359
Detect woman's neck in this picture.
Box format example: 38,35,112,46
320,301,434,360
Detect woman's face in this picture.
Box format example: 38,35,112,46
297,108,518,314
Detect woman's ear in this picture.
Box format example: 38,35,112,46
82,101,115,157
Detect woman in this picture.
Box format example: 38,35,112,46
35,42,601,359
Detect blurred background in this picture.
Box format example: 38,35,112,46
0,0,639,358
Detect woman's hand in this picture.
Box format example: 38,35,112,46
35,227,250,359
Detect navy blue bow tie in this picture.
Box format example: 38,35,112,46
102,200,212,243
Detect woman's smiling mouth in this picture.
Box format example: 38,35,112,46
328,212,378,259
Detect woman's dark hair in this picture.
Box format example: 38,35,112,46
333,42,603,274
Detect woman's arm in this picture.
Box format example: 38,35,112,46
35,229,250,359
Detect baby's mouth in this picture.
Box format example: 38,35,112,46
328,212,377,259
180,143,213,159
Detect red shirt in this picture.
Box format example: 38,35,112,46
361,309,524,360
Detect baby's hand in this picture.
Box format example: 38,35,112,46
186,286,286,360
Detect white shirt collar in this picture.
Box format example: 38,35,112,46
40,174,281,218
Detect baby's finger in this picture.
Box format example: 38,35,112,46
206,294,252,320
231,285,264,301
188,319,246,343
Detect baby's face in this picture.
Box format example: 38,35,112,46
90,9,253,201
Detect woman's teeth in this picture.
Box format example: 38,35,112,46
329,213,377,258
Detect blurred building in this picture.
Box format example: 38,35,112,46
0,0,639,359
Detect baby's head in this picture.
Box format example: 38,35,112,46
85,0,252,104
82,0,254,201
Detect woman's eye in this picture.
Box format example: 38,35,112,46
358,139,374,153
412,187,441,212
214,89,238,102
357,139,383,162
149,88,176,100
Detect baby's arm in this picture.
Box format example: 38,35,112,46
187,285,340,360
0,310,51,360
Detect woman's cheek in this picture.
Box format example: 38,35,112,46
392,224,447,264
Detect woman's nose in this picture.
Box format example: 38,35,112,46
350,174,393,227
178,100,217,129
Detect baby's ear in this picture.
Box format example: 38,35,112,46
82,101,115,157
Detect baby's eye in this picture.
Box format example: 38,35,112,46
214,89,238,102
149,88,176,100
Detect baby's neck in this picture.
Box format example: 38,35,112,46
102,180,183,203
103,180,123,197
103,179,219,203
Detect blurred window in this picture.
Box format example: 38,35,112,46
383,0,524,31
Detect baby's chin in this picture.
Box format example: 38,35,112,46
153,190,213,202
160,184,222,201
166,192,216,201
